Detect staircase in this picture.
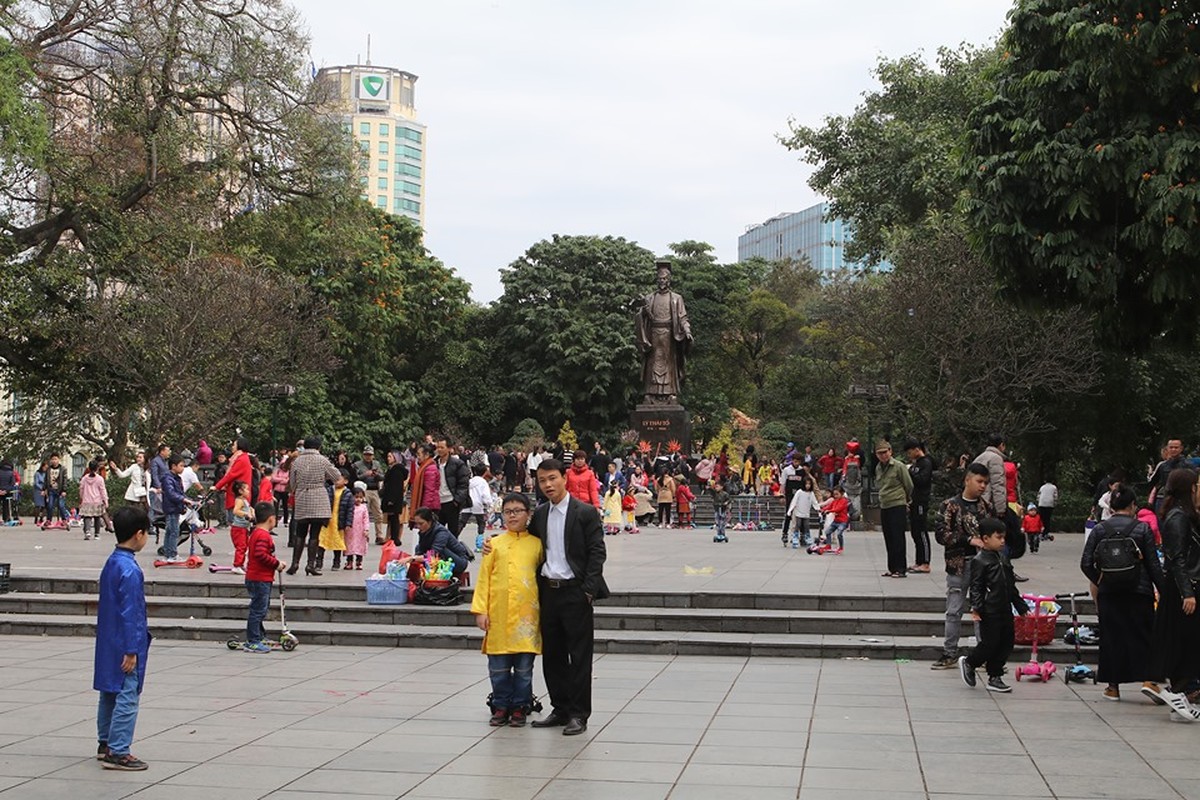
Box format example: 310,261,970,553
0,575,1097,661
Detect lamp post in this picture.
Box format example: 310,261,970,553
260,384,295,458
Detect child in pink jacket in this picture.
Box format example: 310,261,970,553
78,460,109,541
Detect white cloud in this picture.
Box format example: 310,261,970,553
293,0,1014,302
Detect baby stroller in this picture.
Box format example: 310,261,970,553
155,492,216,557
1014,594,1058,682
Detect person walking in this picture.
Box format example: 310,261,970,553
286,436,341,576
875,440,913,578
525,459,608,736
354,446,387,544
1037,479,1058,534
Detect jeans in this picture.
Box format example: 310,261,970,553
274,491,289,524
97,670,140,756
789,516,810,547
714,509,727,538
943,561,980,657
163,514,180,559
488,652,535,710
827,522,848,549
246,580,271,643
46,489,68,521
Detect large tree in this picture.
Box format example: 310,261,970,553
781,45,997,265
489,234,655,441
963,0,1200,345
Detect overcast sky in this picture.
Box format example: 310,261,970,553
292,0,1015,303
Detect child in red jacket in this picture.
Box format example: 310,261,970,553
675,482,695,528
243,502,286,653
1020,504,1043,553
819,486,851,553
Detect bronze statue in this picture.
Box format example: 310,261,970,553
635,259,693,404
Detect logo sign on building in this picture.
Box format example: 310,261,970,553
357,73,389,100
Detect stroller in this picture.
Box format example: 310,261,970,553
155,492,217,557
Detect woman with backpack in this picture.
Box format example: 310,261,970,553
1080,485,1164,702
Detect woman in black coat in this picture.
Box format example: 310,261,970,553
380,449,408,546
1148,468,1200,721
1080,486,1164,701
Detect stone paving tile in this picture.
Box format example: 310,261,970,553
0,777,147,799
282,767,423,795
534,779,673,800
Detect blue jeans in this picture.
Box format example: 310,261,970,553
487,652,535,711
714,509,727,538
46,489,67,521
827,522,848,549
246,580,271,643
97,670,140,756
163,513,180,559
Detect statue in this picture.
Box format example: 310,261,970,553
635,259,693,405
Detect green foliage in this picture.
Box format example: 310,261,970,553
508,418,546,451
489,235,655,439
703,423,736,458
782,45,998,264
0,35,46,173
963,0,1200,345
757,421,793,460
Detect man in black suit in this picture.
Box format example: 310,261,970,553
527,458,608,736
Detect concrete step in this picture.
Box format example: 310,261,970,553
0,612,1097,662
0,592,1094,639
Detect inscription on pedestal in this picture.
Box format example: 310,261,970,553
630,404,691,456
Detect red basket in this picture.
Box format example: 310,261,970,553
1014,613,1058,646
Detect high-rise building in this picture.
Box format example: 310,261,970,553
737,202,888,275
316,64,427,227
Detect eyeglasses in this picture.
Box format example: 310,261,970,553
501,509,529,516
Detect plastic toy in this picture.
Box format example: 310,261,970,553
1014,593,1058,682
226,572,297,651
208,564,237,573
154,555,204,569
40,519,69,531
1056,591,1097,684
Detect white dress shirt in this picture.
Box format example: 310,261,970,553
541,494,575,580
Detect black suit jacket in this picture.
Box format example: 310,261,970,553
530,496,609,600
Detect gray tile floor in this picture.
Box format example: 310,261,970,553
0,636,1196,799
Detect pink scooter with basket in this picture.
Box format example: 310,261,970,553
1013,593,1058,682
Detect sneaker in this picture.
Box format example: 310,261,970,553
229,566,245,575
166,556,185,563
489,709,509,727
1141,681,1167,706
986,677,1012,693
931,656,958,670
242,641,271,654
508,709,527,727
101,753,148,771
1103,686,1120,701
1013,572,1029,583
959,656,976,688
96,742,107,760
1161,689,1200,722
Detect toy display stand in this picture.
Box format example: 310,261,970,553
1014,593,1058,682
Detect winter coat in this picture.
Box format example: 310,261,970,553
566,464,600,507
380,462,408,513
212,451,252,510
972,447,1007,519
969,549,1028,617
288,450,342,521
1160,507,1200,600
415,522,471,575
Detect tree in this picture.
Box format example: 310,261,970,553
782,46,997,265
718,288,801,417
963,1,1200,345
0,256,330,461
507,418,546,451
490,235,655,439
827,220,1102,453
556,420,579,452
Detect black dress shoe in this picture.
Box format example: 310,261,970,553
562,717,587,736
530,711,570,728
1013,572,1029,582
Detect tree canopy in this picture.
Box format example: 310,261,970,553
963,0,1200,346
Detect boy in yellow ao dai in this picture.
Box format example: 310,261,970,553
471,493,543,727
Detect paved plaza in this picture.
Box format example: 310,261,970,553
0,522,1197,799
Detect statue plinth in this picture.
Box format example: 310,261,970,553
631,401,691,457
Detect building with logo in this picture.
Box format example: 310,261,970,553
737,202,889,275
316,64,427,226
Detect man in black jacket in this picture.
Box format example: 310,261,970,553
435,438,471,537
528,458,608,736
904,438,936,573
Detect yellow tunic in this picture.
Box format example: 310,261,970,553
470,530,543,655
318,486,347,550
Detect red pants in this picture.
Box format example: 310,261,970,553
230,526,248,568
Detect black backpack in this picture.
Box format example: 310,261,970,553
1093,521,1144,589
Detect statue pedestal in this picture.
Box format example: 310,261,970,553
631,404,691,457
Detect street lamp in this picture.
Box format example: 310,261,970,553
260,384,295,457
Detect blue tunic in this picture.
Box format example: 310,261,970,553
93,548,151,693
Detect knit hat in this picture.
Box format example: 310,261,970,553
353,480,367,493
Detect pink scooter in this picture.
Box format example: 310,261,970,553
1014,593,1058,682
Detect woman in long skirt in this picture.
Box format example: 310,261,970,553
1080,486,1164,701
1148,468,1200,721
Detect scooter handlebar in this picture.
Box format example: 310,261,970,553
1054,592,1090,601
